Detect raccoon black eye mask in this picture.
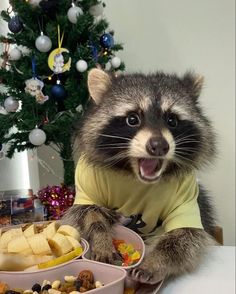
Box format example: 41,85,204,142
63,68,216,285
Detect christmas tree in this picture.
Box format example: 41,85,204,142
0,0,124,186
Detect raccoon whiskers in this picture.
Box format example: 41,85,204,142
174,152,198,166
175,146,199,152
97,146,129,150
102,151,128,169
174,132,199,141
97,143,129,149
98,133,132,141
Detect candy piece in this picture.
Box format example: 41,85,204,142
113,239,141,266
124,288,135,294
131,251,141,260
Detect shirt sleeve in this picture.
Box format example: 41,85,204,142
73,156,106,206
162,173,203,232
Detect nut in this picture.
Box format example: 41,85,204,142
78,270,94,283
64,276,77,283
52,280,61,289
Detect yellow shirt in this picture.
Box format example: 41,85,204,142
74,155,203,237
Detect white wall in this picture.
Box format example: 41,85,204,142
0,0,40,193
105,0,235,245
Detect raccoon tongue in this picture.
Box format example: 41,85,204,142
139,158,160,177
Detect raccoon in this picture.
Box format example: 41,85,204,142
63,68,217,284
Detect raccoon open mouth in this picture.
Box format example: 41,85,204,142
138,158,163,182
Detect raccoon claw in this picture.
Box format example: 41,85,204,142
129,268,153,283
129,267,165,285
90,246,114,264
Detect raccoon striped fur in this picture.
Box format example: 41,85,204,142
63,68,217,284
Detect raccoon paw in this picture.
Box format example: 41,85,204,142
90,240,114,264
129,258,166,284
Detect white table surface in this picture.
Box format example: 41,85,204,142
159,246,235,294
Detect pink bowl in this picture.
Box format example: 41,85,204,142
83,225,145,270
0,259,127,293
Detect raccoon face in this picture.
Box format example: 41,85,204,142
78,69,216,183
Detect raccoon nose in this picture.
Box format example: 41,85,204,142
146,137,169,156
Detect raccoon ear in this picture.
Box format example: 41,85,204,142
87,68,112,104
182,72,204,99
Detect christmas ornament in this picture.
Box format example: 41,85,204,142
100,33,114,49
0,41,10,70
28,0,42,7
25,78,49,104
29,128,46,146
75,59,88,72
67,4,83,24
111,56,121,69
89,41,98,62
51,81,67,101
25,56,49,104
8,16,23,34
89,2,104,17
0,106,8,115
9,47,22,61
4,96,19,112
37,185,75,220
35,32,52,53
48,26,71,74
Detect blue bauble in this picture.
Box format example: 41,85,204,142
100,33,114,49
8,16,23,34
51,84,67,101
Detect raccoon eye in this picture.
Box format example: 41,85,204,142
126,113,141,127
166,113,178,128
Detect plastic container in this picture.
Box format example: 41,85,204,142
0,259,127,294
83,225,145,270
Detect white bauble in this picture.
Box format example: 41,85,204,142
67,6,83,24
35,34,52,53
89,3,104,17
29,0,42,7
111,56,121,69
4,96,19,112
9,48,22,61
29,128,46,146
0,106,8,115
76,59,88,72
